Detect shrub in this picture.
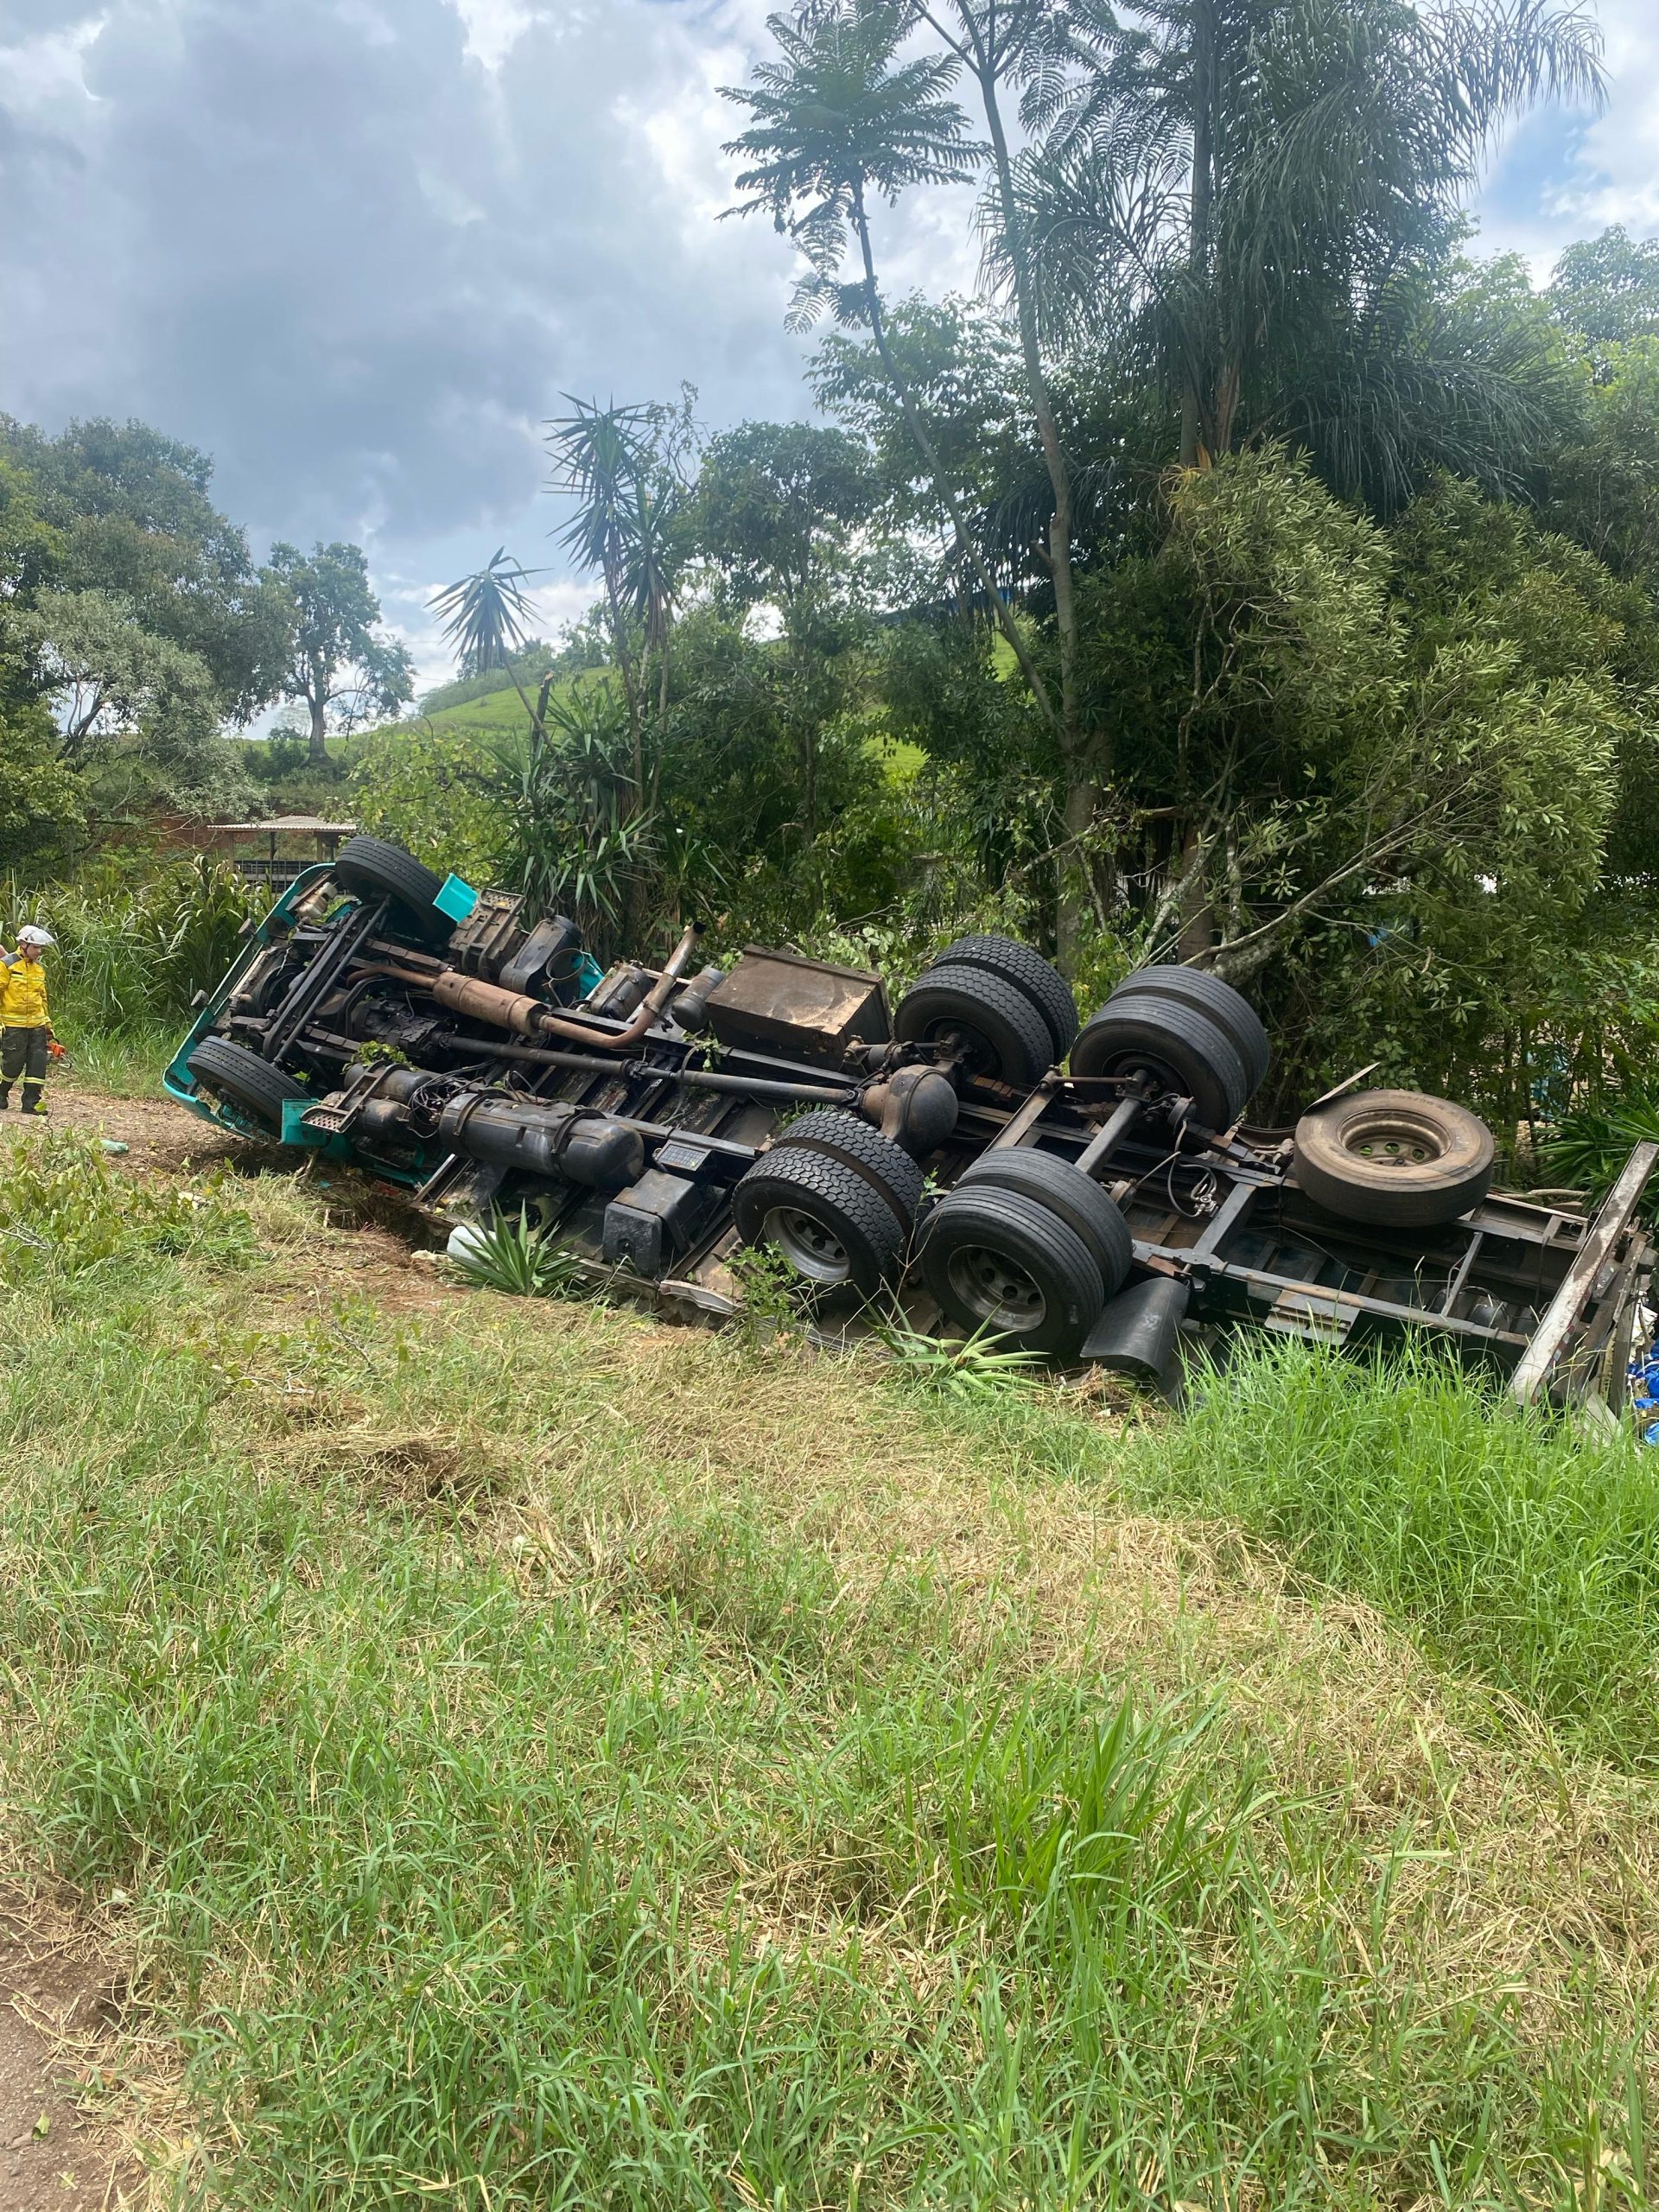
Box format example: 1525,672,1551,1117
0,1128,255,1274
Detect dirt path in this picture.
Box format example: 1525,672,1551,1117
8,1075,472,1320
3,1077,242,1177
0,1892,146,2210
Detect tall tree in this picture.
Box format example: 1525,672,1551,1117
696,422,879,842
696,421,874,611
722,6,1060,729
1008,0,1603,491
1547,225,1659,358
545,394,696,807
892,0,1103,934
262,542,414,768
0,415,290,718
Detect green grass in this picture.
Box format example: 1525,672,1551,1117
1,1166,1656,2204
56,1014,178,1096
1115,1341,1659,1771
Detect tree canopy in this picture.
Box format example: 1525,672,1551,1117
11,0,1659,1162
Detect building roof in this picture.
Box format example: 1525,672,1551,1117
205,815,359,836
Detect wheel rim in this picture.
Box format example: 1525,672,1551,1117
1098,1048,1183,1095
945,1243,1047,1332
1338,1108,1447,1171
764,1205,852,1286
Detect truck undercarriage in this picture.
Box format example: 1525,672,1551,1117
166,836,1655,1422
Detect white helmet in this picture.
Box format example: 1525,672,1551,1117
16,925,54,949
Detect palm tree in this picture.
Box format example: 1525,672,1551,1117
900,0,1109,948
429,549,539,678
545,397,664,812
546,400,694,788
1007,0,1604,496
429,550,551,756
721,4,1060,731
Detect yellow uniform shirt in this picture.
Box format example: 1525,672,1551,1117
0,954,49,1028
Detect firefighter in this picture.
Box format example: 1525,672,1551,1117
0,925,57,1116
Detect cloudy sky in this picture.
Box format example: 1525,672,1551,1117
2,0,1656,696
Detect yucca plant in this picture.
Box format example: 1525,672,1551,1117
447,1209,585,1299
879,1316,1043,1402
1543,1084,1659,1214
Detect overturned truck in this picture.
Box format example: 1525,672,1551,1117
168,836,1656,1419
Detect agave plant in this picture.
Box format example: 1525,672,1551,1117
878,1316,1042,1403
447,1208,585,1299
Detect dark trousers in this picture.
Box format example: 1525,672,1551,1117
0,1026,48,1104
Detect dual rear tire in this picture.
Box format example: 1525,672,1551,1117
731,1110,924,1300
1071,965,1269,1130
734,1109,1137,1362
918,1147,1134,1358
893,933,1077,1090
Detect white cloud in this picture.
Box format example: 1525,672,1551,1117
1553,0,1659,232
448,0,540,72
1475,0,1659,274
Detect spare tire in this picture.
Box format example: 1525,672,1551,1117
918,1185,1105,1359
934,934,1079,1058
1070,992,1252,1129
893,963,1055,1090
1107,966,1270,1096
187,1036,308,1136
1292,1089,1494,1229
333,835,454,949
957,1147,1132,1296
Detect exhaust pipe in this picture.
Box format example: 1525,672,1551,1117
428,922,706,1052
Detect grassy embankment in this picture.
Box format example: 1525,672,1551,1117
1,1125,1657,2206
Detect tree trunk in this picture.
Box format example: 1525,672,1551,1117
601,555,645,817
308,692,328,769
1175,819,1215,962
972,57,1084,760
967,42,1112,972
1182,0,1217,467
1056,771,1103,979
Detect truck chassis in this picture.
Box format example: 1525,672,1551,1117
166,841,1654,1423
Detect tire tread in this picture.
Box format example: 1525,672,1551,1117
733,1144,906,1295
936,934,1079,1057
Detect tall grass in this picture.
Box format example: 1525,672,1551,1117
1099,1339,1659,1769
3,849,258,1091
0,1231,1654,2205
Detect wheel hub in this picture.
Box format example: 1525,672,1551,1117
945,1243,1047,1332
765,1205,852,1285
1343,1112,1443,1170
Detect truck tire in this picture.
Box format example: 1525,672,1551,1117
187,1037,308,1135
934,934,1079,1058
1070,991,1252,1129
1107,966,1270,1096
1293,1089,1494,1229
769,1109,925,1223
957,1147,1132,1294
333,835,454,949
893,963,1056,1090
733,1144,908,1298
918,1184,1106,1359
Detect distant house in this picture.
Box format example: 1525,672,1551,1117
191,814,359,893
